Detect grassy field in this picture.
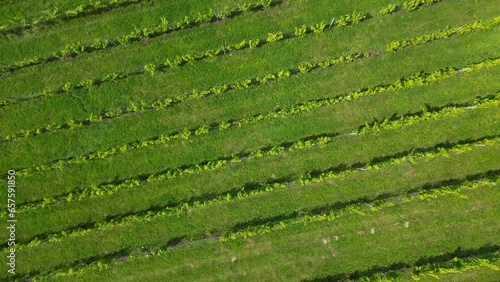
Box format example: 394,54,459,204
0,0,499,281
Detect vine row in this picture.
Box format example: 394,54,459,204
5,136,498,257
218,174,498,241
2,0,443,75
2,0,444,106
0,8,370,107
1,53,369,142
387,16,500,51
0,0,148,36
411,254,500,280
0,0,301,76
8,57,499,178
16,172,497,281
299,137,499,187
306,246,499,281
5,93,498,217
402,0,442,11
2,2,488,140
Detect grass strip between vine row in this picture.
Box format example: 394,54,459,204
13,172,499,281
4,93,498,218
4,135,499,258
7,57,499,178
0,0,445,105
0,0,149,36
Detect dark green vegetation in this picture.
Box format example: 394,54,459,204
0,0,499,281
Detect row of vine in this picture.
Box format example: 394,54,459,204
307,247,499,281
0,8,369,107
3,5,491,142
387,16,500,51
0,0,293,75
17,172,497,281
5,93,498,218
8,57,499,178
411,253,500,280
5,136,498,258
0,0,148,36
1,0,440,75
1,0,445,106
219,174,498,241
1,53,369,142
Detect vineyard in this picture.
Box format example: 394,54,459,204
0,0,499,281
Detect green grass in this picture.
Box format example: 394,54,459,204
1,52,498,219
4,63,498,202
1,0,499,280
5,107,499,276
1,4,498,163
0,0,397,96
0,0,254,54
2,22,498,175
9,94,499,217
7,0,496,100
41,174,499,281
11,107,499,241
